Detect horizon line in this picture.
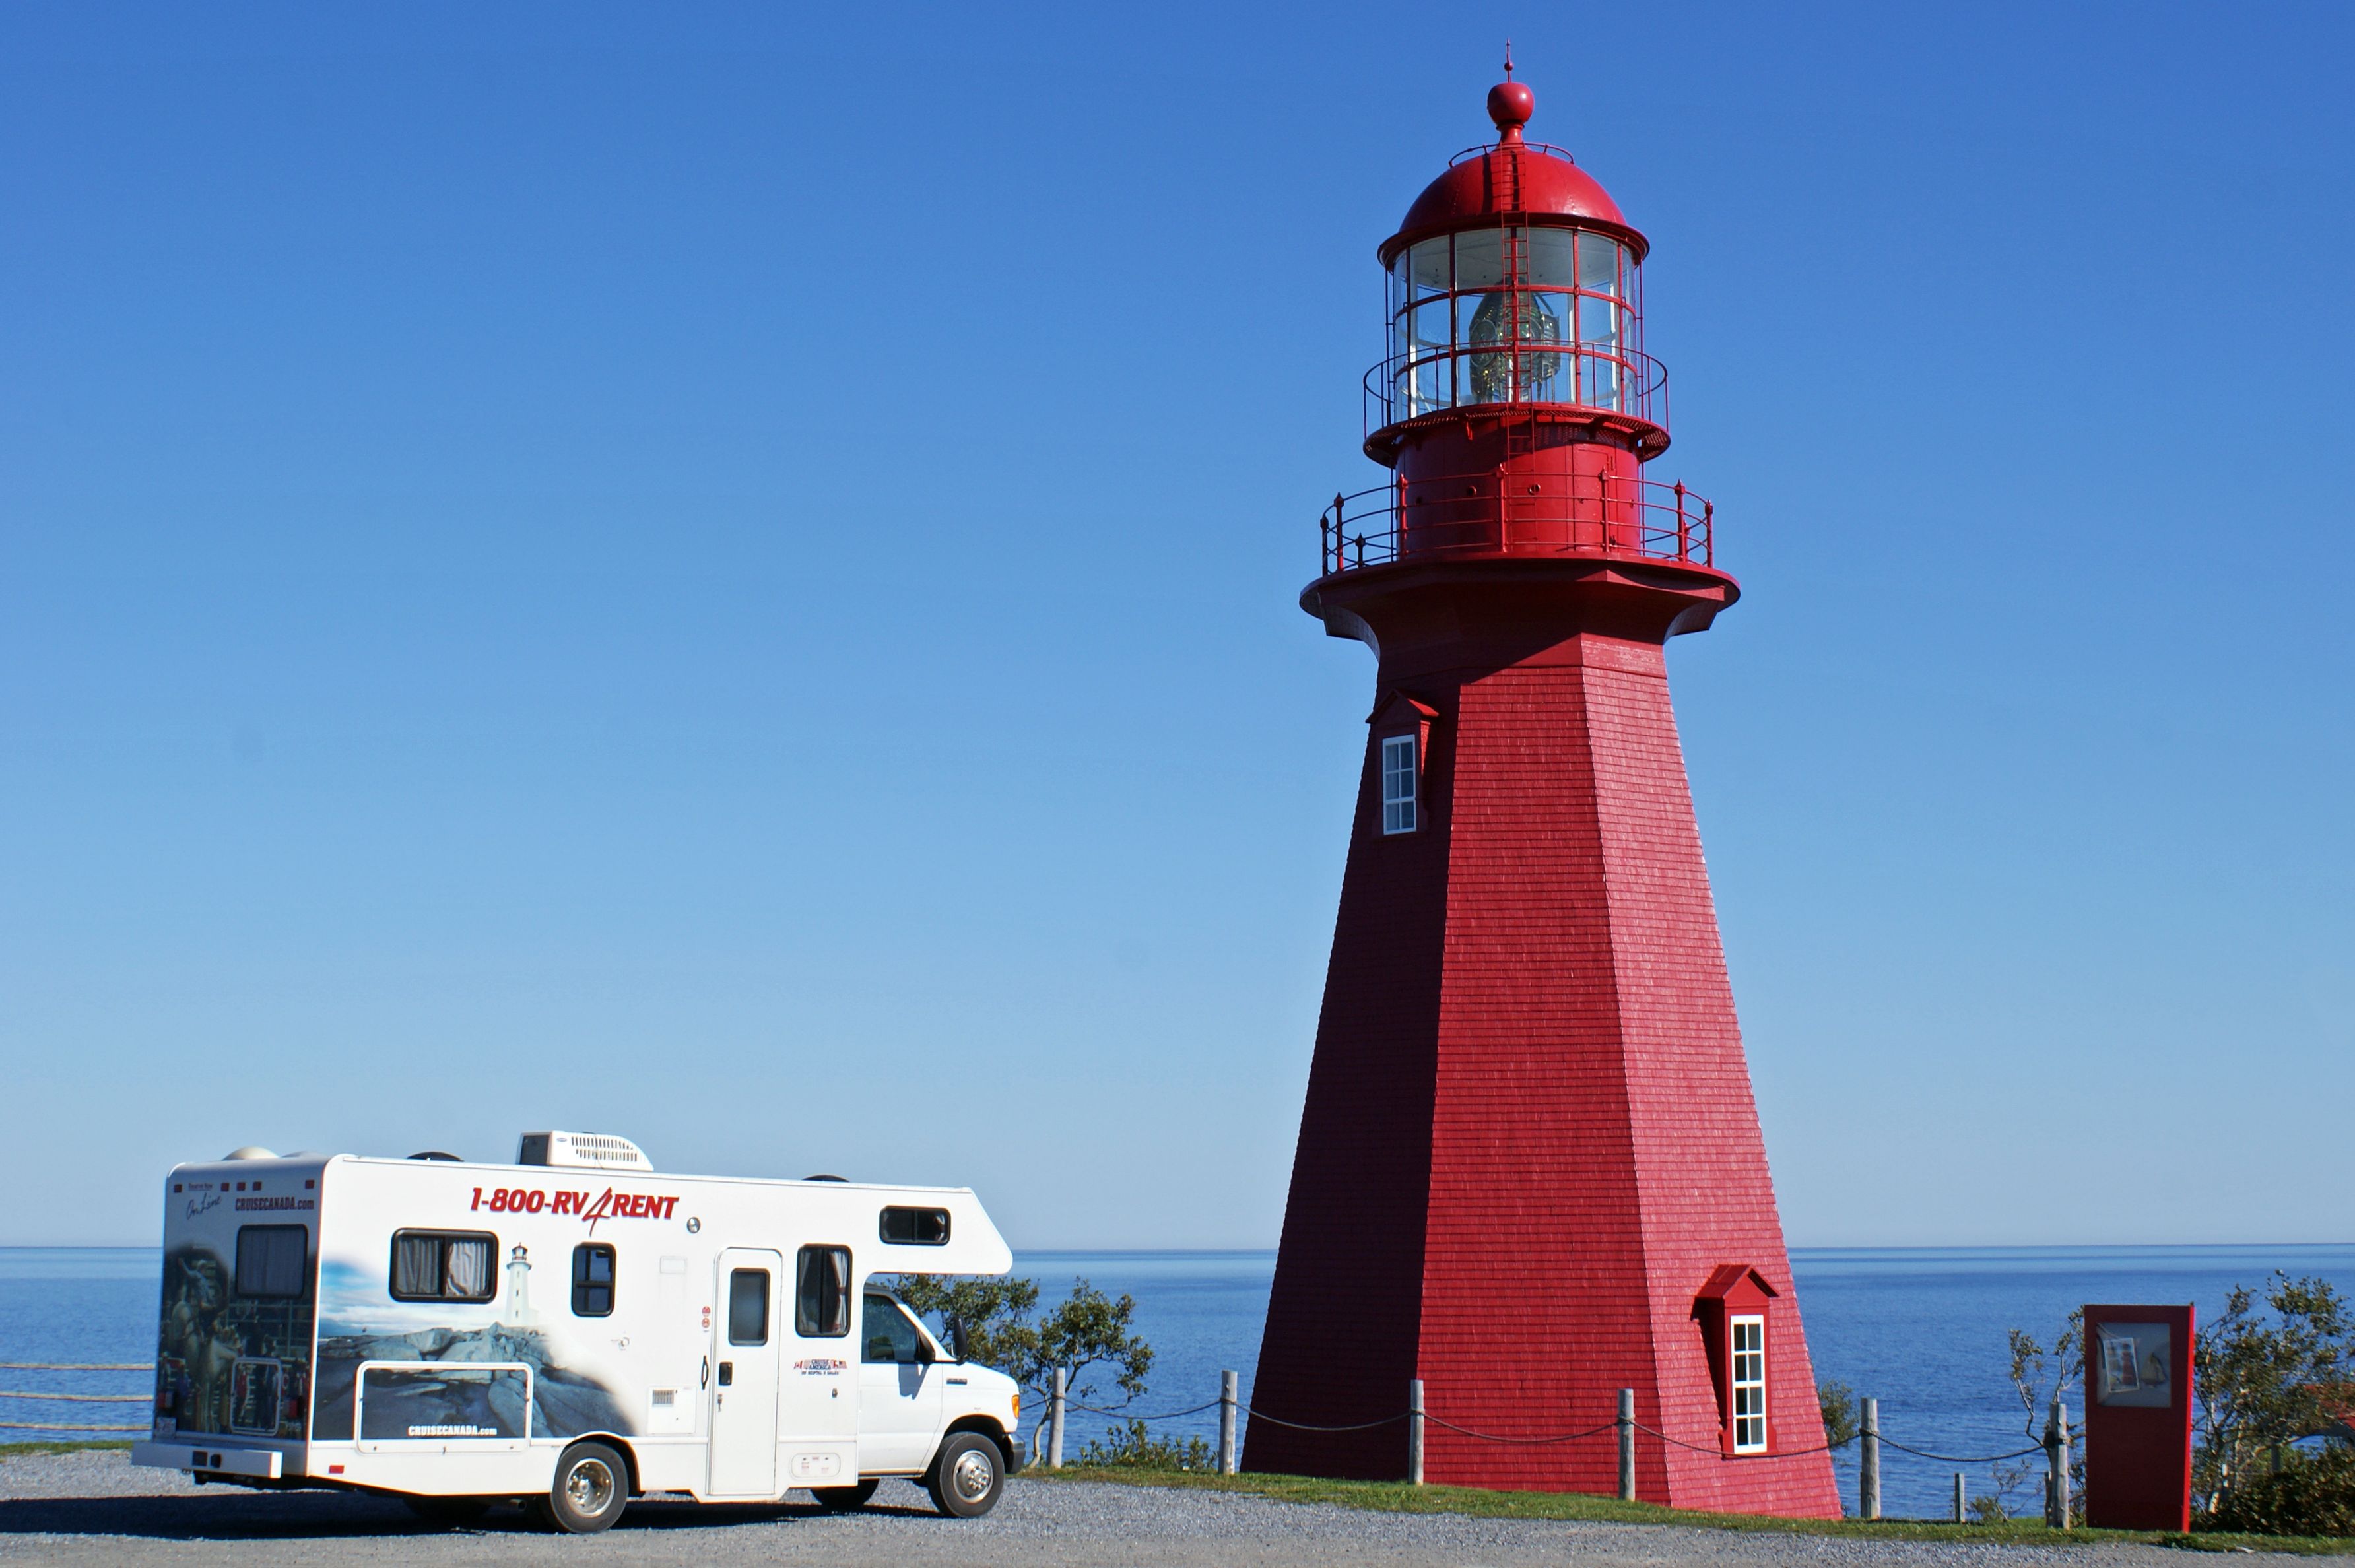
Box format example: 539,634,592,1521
6,1239,2352,1255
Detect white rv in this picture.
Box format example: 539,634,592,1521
129,1133,1025,1532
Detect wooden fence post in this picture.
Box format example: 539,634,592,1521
2047,1396,2071,1528
1219,1370,1238,1476
1618,1388,1636,1501
1408,1377,1425,1485
1048,1367,1065,1470
1860,1396,1881,1521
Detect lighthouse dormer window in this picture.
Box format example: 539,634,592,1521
1381,734,1418,835
1731,1315,1768,1452
1387,226,1639,419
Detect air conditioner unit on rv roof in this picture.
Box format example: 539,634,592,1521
517,1132,652,1172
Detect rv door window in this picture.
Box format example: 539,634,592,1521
572,1243,616,1317
389,1230,498,1302
727,1268,770,1346
234,1225,308,1299
795,1245,851,1338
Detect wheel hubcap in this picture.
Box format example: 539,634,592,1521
565,1457,615,1514
951,1447,994,1501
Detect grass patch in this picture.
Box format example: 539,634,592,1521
1026,1465,2355,1553
0,1440,135,1458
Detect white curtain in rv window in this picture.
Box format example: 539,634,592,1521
445,1238,492,1299
393,1234,442,1297
234,1225,308,1298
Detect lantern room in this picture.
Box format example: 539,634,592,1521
1383,222,1645,425
1366,76,1666,462
1318,72,1714,581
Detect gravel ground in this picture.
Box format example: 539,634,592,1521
0,1449,2311,1567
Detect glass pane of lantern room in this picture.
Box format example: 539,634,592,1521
1453,228,1506,290
1526,228,1574,289
1578,292,1620,348
1578,234,1621,297
1408,238,1451,301
1523,294,1572,402
1409,301,1453,412
1581,345,1624,410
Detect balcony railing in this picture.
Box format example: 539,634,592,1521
1317,471,1715,578
1364,343,1669,441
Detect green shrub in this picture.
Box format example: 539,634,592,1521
2206,1445,2355,1537
1076,1419,1216,1472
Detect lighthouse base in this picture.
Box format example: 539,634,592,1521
1248,567,1839,1519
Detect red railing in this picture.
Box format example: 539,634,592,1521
1445,139,1583,168
1317,472,1715,577
1364,344,1669,441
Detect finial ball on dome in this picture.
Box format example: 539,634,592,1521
1487,79,1534,132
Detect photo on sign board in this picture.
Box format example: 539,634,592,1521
2094,1322,2173,1408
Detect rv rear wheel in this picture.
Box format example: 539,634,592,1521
531,1441,629,1534
925,1431,1003,1519
812,1478,879,1510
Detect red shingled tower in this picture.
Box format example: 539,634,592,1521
1245,70,1841,1519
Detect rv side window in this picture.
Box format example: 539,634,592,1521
389,1230,498,1302
795,1245,851,1338
879,1206,950,1246
234,1225,308,1299
572,1243,616,1317
727,1269,770,1346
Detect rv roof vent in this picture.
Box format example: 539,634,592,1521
223,1146,277,1161
407,1150,463,1162
517,1132,652,1172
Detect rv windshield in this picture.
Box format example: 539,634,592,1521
862,1293,927,1365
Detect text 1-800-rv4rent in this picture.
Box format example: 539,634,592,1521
131,1132,1024,1531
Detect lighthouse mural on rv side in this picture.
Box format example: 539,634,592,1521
1247,65,1843,1519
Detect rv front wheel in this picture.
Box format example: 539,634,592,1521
532,1441,629,1534
925,1432,1003,1519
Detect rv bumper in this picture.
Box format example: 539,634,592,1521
131,1440,284,1480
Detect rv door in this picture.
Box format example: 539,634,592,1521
776,1243,858,1486
708,1250,782,1497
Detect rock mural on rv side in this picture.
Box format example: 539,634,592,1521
312,1239,632,1443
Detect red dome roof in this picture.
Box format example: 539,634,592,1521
1379,79,1647,263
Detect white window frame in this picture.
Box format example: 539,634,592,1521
1730,1313,1767,1453
1380,734,1418,835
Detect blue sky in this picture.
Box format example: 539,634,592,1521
3,3,2349,1248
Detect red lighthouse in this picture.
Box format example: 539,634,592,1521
1246,72,1841,1519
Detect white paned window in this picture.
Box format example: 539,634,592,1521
1731,1315,1767,1452
1380,735,1418,835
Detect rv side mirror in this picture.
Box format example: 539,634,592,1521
946,1317,969,1363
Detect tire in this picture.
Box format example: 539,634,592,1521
403,1495,492,1526
811,1478,879,1511
925,1431,1003,1519
531,1440,630,1534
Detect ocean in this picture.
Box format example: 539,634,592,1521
10,1243,2352,1520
